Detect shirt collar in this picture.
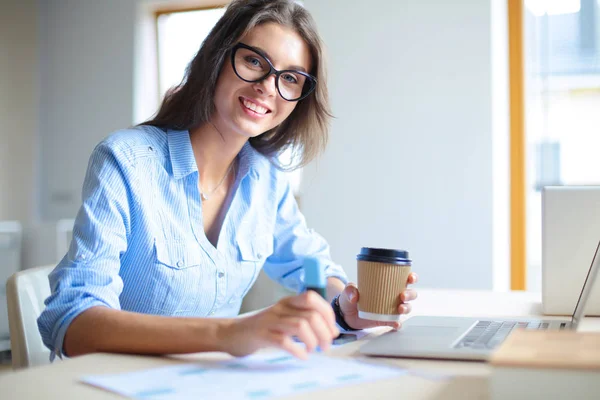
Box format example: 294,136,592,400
167,129,198,180
167,129,263,180
237,141,262,180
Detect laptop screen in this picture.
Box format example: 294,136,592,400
571,239,600,328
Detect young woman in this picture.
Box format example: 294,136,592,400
38,0,418,361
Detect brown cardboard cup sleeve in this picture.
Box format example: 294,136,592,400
356,247,412,322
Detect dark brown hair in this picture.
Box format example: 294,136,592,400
143,0,332,170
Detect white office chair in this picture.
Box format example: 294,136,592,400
6,265,54,369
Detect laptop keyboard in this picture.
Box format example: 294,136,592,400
454,320,550,350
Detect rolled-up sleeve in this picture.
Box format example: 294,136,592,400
262,174,348,292
37,143,134,359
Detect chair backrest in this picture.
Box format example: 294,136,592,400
6,265,54,369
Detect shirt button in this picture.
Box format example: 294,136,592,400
209,311,215,315
218,272,225,278
177,261,184,268
148,146,153,152
257,252,263,259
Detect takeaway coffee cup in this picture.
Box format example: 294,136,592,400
357,247,412,321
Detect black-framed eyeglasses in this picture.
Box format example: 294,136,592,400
231,42,317,102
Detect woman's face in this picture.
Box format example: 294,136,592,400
212,22,312,140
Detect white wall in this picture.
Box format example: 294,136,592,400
300,0,508,289
0,0,39,344
0,0,141,271
0,0,44,273
491,0,510,292
39,0,138,221
0,0,38,223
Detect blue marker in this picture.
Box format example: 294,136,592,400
303,257,327,298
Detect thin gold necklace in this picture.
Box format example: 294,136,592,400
199,161,235,201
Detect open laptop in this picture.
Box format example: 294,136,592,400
359,239,600,361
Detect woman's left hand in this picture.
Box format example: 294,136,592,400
338,272,418,330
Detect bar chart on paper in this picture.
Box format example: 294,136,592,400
81,351,407,399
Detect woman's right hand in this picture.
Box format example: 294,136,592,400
219,291,339,359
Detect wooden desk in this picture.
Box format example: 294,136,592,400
2,289,599,399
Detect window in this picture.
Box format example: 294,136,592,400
524,0,600,290
156,8,226,99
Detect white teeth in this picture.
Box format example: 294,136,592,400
243,99,268,114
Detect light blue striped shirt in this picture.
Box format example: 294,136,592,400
37,126,348,358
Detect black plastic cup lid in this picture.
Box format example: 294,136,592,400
356,247,411,265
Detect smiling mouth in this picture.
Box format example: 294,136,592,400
240,97,271,115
